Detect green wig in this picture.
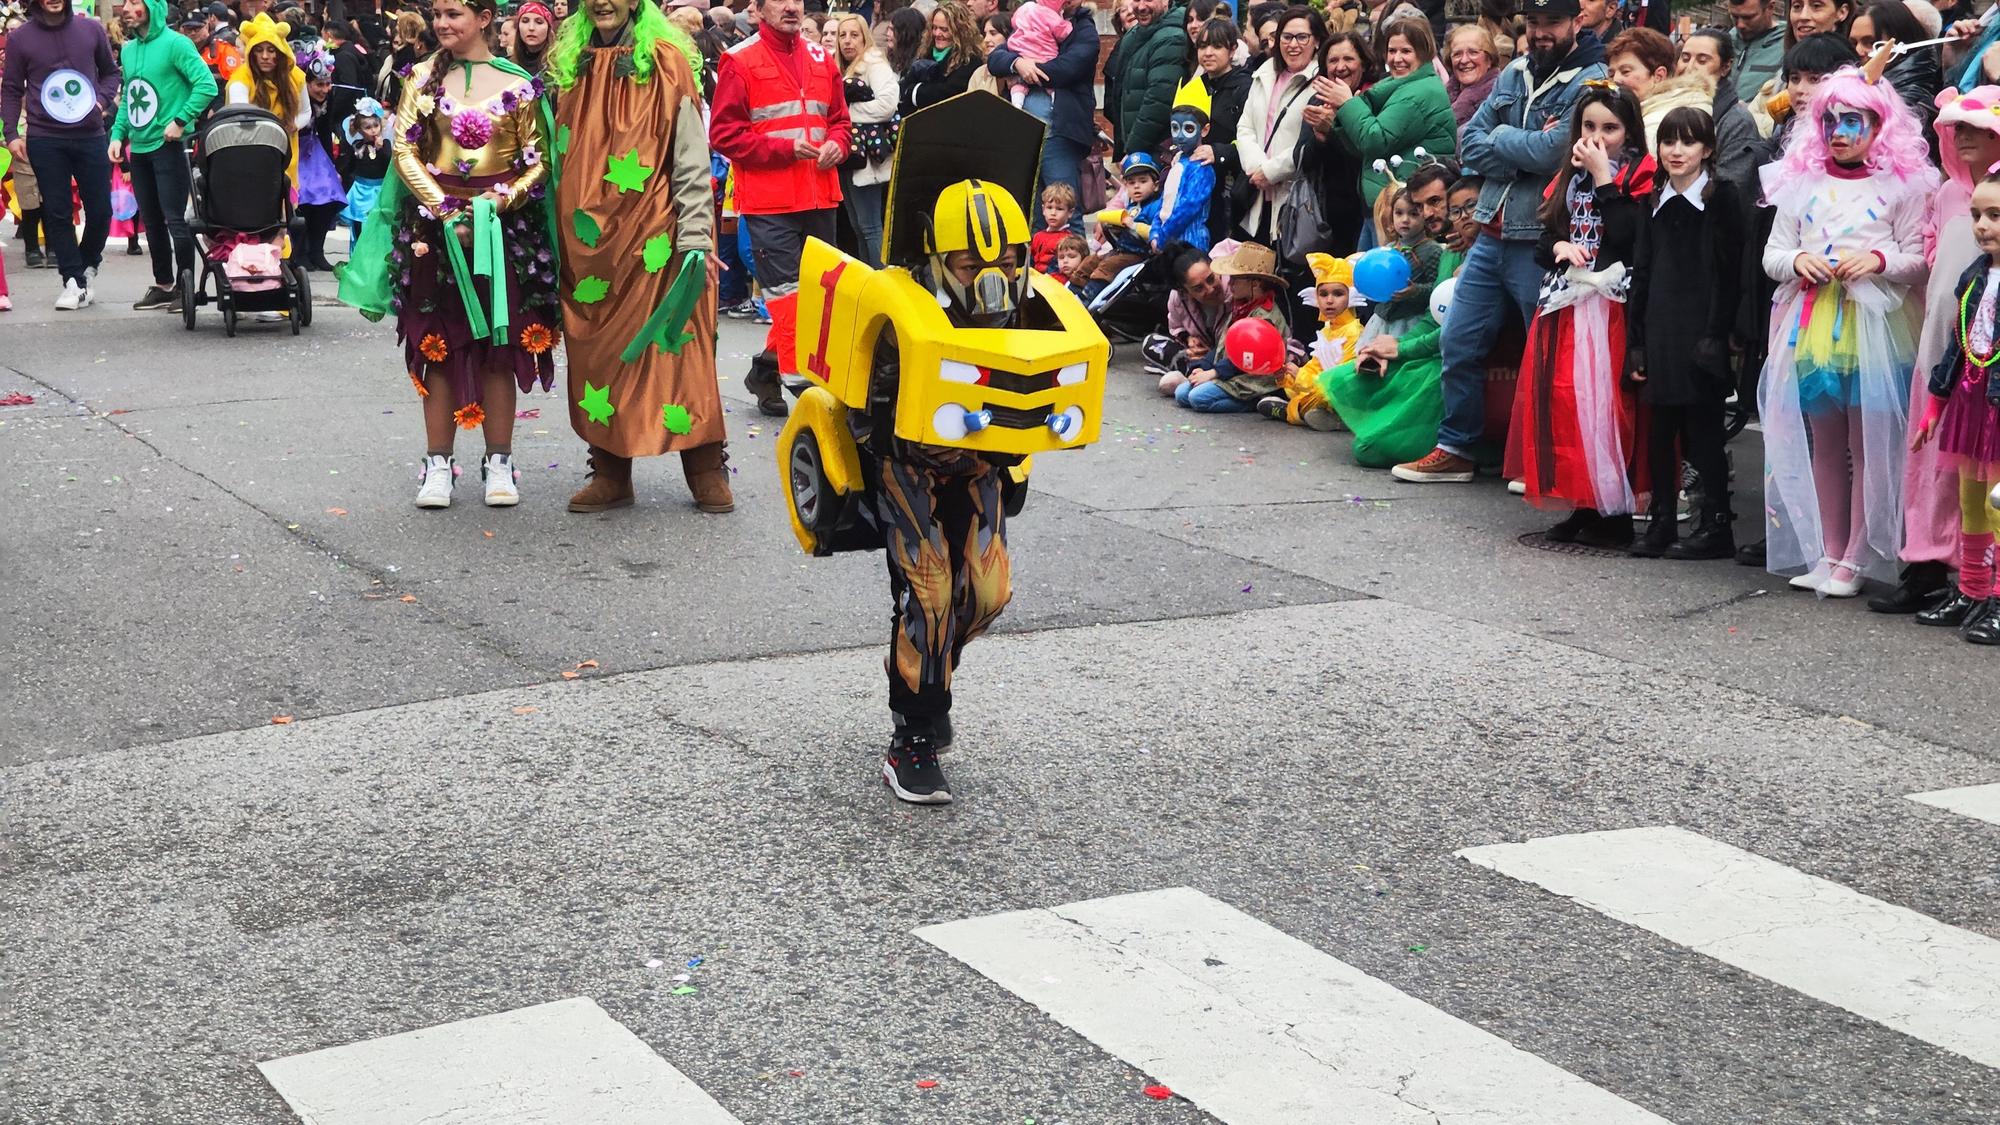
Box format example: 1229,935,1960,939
545,1,703,90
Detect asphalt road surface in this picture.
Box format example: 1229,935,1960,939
3,251,1997,1125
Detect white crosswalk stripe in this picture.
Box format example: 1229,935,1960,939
1459,826,2000,1070
1908,782,2000,828
257,997,745,1125
915,886,1677,1124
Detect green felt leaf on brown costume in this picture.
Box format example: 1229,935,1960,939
642,232,674,274
604,148,655,195
573,275,610,304
662,404,693,434
573,209,602,248
556,124,571,155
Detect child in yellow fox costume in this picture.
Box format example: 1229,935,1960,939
1260,253,1362,430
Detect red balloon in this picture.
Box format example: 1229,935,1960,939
1223,317,1286,376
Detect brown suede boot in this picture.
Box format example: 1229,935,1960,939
681,442,735,514
567,446,635,512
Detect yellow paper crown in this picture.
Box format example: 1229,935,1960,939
1306,252,1352,287
1172,76,1212,119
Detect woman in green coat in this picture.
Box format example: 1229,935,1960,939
1317,15,1455,238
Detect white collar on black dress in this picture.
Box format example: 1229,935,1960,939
1654,170,1710,214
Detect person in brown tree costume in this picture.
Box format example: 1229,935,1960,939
548,0,732,513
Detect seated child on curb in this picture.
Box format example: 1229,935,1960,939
1259,252,1361,430
1366,186,1444,339
1032,183,1076,273
1053,233,1089,291
1165,241,1292,412
1084,152,1164,299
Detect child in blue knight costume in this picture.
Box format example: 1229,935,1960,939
1153,76,1215,253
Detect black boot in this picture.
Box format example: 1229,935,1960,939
1735,538,1766,567
1916,587,1977,626
743,351,787,417
1866,560,1952,614
1961,598,2000,644
1629,497,1678,558
1629,518,1676,558
1578,513,1635,549
1664,509,1736,561
1545,508,1598,543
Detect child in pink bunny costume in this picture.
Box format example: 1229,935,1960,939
1876,86,2000,614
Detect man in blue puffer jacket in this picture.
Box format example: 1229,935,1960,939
1392,0,1606,483
985,0,1100,231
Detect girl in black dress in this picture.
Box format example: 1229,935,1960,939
1626,105,1745,559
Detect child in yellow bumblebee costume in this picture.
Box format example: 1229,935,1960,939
1262,252,1362,430
776,96,1110,805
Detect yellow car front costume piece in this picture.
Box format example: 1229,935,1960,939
776,93,1111,556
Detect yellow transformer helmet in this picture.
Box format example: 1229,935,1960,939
924,179,1034,329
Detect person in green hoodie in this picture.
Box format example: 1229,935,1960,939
108,0,216,311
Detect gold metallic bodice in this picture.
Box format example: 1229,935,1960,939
392,57,548,218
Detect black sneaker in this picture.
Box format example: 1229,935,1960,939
24,249,47,268
882,728,952,804
1254,394,1288,420
132,284,176,310
721,300,758,320
744,355,787,417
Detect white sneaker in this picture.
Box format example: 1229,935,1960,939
1507,478,1526,495
481,453,519,507
415,454,455,509
54,279,83,310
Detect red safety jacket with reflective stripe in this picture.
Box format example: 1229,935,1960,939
711,31,848,215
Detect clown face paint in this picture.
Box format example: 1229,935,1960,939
1168,109,1206,159
1821,103,1876,163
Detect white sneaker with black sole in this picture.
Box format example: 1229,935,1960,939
482,452,519,506
54,278,89,310
415,454,455,509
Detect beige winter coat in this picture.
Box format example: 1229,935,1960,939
1236,59,1318,236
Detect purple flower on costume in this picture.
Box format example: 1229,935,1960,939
450,107,494,149
521,145,541,167
438,95,458,116
405,123,423,144
440,195,466,214
536,248,551,263
454,158,475,177
529,77,546,99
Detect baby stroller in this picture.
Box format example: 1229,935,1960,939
183,104,313,336
1088,254,1172,345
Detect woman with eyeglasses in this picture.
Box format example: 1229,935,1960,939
1236,4,1326,244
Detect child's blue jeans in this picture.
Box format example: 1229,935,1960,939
1175,379,1253,412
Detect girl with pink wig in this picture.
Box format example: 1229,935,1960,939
1756,65,1938,598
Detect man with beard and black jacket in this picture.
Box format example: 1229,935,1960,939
1392,0,1606,483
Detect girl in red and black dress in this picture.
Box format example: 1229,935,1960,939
1507,82,1656,549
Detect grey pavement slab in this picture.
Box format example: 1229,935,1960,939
2,601,1996,1124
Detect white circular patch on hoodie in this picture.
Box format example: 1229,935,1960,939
126,78,160,129
40,68,96,124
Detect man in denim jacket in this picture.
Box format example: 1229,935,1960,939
1391,0,1606,482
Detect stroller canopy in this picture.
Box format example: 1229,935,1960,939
196,104,292,164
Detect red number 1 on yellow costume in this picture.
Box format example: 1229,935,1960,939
807,260,848,382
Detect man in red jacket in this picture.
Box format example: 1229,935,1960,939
710,0,850,417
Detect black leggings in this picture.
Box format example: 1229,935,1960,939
1646,401,1730,518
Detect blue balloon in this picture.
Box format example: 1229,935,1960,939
1353,247,1411,303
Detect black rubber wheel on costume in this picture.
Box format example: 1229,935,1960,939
221,298,237,338
179,267,197,331
294,265,313,328
789,428,845,540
